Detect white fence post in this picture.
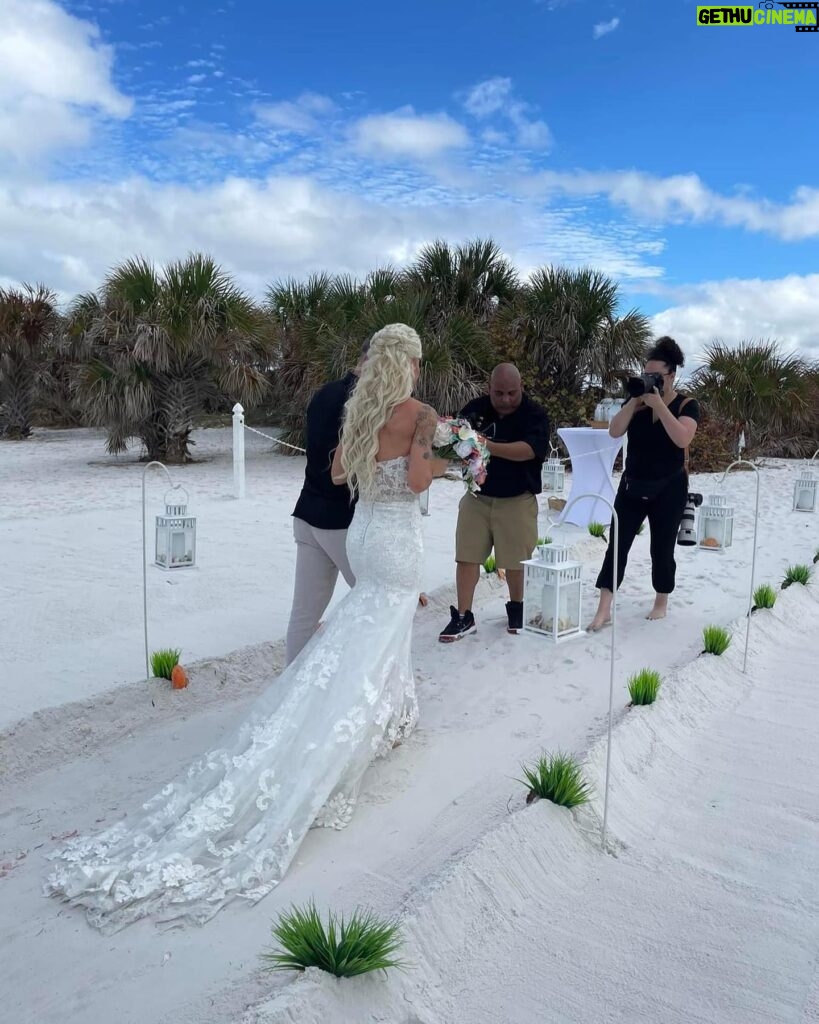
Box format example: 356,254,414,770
233,403,245,499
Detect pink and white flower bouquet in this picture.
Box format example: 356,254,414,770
432,417,490,493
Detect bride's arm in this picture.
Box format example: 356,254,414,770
408,404,448,494
331,443,346,484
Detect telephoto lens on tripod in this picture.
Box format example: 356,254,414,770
677,492,703,546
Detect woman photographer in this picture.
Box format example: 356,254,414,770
587,336,699,631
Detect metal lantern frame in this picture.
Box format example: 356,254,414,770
697,494,734,551
719,460,761,674
793,470,817,513
522,545,583,642
792,452,818,513
141,462,195,682
155,488,197,570
541,444,566,494
542,493,620,851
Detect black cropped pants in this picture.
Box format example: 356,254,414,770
596,471,688,595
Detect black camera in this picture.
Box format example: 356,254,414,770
625,371,664,398
677,492,703,546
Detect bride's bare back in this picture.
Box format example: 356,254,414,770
332,397,444,495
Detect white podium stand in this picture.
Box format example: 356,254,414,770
556,427,624,528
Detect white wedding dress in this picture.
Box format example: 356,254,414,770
46,457,422,933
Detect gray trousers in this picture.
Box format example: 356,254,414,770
285,517,356,665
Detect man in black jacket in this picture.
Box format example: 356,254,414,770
285,339,369,663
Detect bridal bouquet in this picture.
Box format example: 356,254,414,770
433,418,490,493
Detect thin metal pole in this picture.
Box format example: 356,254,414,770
142,460,176,681
718,459,761,674
547,490,618,850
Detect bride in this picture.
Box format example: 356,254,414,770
46,323,446,932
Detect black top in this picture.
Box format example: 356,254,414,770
460,394,550,498
292,373,357,531
625,394,701,481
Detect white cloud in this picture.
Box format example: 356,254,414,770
651,274,819,361
0,0,132,161
0,172,667,303
463,77,513,118
187,73,206,84
593,17,620,39
254,92,337,134
349,107,469,160
462,77,552,152
523,169,819,241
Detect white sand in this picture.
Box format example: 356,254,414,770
1,428,817,1024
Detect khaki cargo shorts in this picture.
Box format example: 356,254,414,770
455,492,539,571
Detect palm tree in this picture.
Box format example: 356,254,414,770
403,238,519,325
689,340,818,455
267,248,507,446
0,284,61,439
74,254,271,463
506,267,651,394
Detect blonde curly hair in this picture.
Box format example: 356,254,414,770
340,323,422,498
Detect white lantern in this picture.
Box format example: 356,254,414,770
697,494,733,551
522,544,582,642
792,469,817,513
541,456,565,494
594,397,621,423
155,490,196,570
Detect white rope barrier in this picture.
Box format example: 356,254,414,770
242,423,307,454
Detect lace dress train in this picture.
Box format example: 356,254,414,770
45,458,422,932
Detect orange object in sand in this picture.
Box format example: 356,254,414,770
171,664,189,689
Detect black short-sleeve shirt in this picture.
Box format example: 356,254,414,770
460,394,550,498
625,394,700,481
292,373,357,530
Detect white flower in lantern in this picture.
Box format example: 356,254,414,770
792,468,817,513
155,489,197,570
522,544,582,641
541,455,565,494
697,494,734,551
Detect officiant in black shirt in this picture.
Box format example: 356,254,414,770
439,363,550,642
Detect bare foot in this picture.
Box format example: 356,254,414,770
586,614,611,633
418,593,429,607
646,597,668,621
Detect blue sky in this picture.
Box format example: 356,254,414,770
2,0,818,358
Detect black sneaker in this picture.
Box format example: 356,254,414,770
438,606,477,643
506,600,524,634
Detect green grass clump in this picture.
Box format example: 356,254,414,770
627,668,662,706
261,902,404,977
483,553,497,573
782,564,812,589
702,625,731,656
518,752,591,808
150,647,181,680
752,583,776,610
537,535,552,545
588,521,607,539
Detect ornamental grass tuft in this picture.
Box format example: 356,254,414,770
261,902,404,977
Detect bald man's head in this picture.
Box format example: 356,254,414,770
489,362,523,417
